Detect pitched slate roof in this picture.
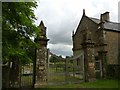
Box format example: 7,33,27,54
90,17,120,32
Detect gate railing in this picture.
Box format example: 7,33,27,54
2,54,84,88
20,63,33,88
47,56,84,85
2,61,34,88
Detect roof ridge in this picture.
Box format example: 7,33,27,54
106,21,120,24
89,16,119,24
89,17,99,20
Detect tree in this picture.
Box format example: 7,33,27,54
50,54,64,62
2,2,39,64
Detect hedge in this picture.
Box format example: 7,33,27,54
106,64,120,79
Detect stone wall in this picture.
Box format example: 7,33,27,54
104,30,119,64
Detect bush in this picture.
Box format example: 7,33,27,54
106,64,120,79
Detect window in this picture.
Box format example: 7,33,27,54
95,62,100,70
95,56,101,70
95,56,98,61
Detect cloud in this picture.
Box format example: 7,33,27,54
34,0,119,57
48,43,72,57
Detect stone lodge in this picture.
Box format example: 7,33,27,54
72,10,120,81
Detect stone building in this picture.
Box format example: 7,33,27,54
72,10,120,81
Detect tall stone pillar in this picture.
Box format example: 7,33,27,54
81,31,96,82
34,21,49,88
82,41,95,81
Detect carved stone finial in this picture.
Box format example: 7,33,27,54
39,20,44,27
72,30,74,36
83,9,86,16
39,20,46,37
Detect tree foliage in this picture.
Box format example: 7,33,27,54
2,2,39,64
50,54,63,62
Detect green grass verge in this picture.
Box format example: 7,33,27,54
45,79,119,88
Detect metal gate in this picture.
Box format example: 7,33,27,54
20,63,34,88
8,60,35,88
65,58,84,84
47,58,66,85
47,56,84,85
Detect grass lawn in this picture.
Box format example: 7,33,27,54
45,79,119,88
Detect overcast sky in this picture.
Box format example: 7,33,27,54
34,0,120,58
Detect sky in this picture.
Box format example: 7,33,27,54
34,0,120,58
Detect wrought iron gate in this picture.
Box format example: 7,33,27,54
65,58,84,84
8,60,35,88
47,58,66,85
20,63,34,88
47,56,84,85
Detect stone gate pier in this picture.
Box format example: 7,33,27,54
34,21,49,88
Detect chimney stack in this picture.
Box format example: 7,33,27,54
100,12,110,22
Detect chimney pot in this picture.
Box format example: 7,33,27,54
100,12,110,22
